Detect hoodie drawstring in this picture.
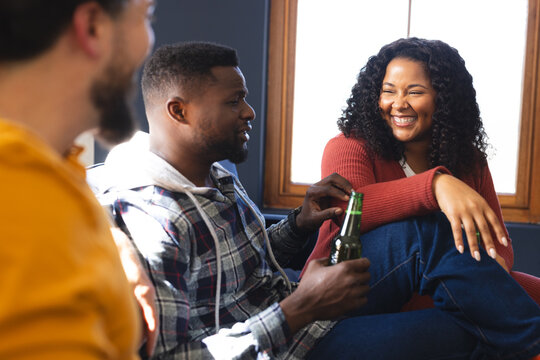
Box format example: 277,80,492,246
184,190,223,334
185,184,293,335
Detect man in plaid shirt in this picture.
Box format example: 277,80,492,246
91,41,372,358
91,42,540,359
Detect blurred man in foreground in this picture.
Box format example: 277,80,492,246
0,1,155,358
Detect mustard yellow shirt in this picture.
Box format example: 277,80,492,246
0,119,140,359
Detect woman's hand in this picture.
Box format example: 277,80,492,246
432,173,508,262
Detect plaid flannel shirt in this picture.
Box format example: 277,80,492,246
104,163,335,359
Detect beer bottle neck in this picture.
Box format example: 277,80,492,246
340,192,363,237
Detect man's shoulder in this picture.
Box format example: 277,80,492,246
0,119,60,170
107,183,198,225
0,125,92,211
0,153,107,247
110,185,205,247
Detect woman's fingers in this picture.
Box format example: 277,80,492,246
452,214,499,262
474,217,497,260
462,218,481,261
449,216,465,254
484,208,508,247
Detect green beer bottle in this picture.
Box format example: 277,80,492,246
329,191,363,265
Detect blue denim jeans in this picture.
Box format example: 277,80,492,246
309,308,479,360
309,213,540,360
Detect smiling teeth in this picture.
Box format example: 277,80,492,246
393,117,415,124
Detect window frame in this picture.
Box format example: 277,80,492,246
264,0,540,223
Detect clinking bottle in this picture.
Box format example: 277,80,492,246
329,191,363,265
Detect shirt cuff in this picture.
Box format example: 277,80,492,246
247,302,291,356
287,206,314,238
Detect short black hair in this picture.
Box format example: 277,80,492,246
0,0,126,61
338,37,487,177
141,41,239,106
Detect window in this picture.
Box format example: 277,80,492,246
264,0,540,222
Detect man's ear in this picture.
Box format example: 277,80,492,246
167,97,188,123
72,2,112,58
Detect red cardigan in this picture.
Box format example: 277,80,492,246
303,134,540,308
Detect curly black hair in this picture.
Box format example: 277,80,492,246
338,37,488,177
141,41,238,107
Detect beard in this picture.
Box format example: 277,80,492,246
90,56,138,147
225,141,248,164
199,132,249,164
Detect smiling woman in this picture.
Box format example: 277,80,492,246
264,0,540,223
304,37,540,308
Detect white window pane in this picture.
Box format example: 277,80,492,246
291,0,408,184
410,0,528,194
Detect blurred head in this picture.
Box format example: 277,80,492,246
0,0,155,145
338,37,487,177
0,0,126,62
142,42,255,164
92,0,155,145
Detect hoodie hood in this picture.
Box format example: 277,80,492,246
89,131,232,197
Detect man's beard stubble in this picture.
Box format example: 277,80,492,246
195,115,249,164
225,140,248,164
90,61,138,147
202,132,248,165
